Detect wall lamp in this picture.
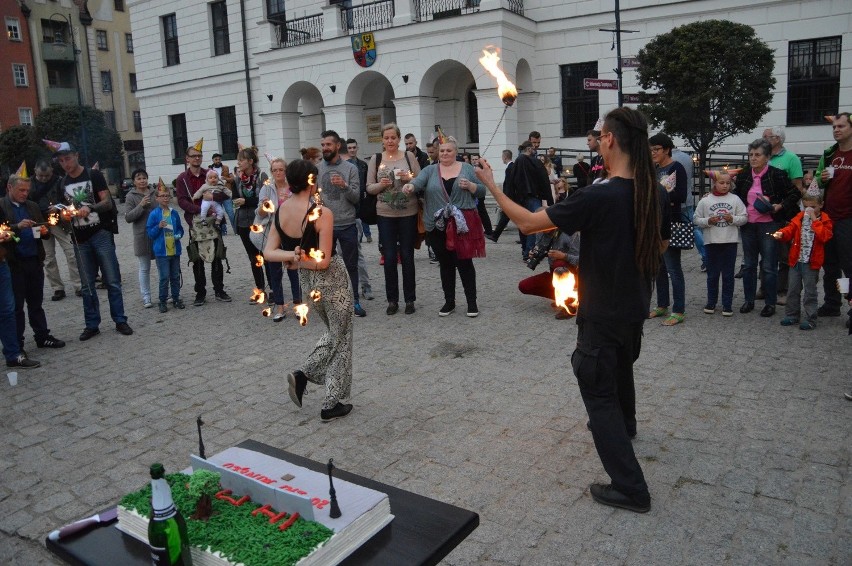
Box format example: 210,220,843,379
267,94,273,101
402,75,409,84
330,85,336,93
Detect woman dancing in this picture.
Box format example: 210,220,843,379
263,159,354,422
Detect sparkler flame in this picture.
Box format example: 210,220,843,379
261,307,272,317
479,49,518,106
0,223,20,243
250,288,266,304
249,224,264,233
261,200,275,213
552,268,579,315
310,289,321,302
308,248,325,262
255,254,264,267
295,303,309,326
48,213,59,226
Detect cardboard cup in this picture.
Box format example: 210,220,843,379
31,227,41,239
7,372,17,386
838,277,850,294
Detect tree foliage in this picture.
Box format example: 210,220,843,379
636,20,775,177
33,105,124,169
0,126,45,177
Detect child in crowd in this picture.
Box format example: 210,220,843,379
693,170,747,316
193,170,229,226
146,184,185,312
773,190,833,330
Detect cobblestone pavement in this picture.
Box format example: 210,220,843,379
1,206,849,565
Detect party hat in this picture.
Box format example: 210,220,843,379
15,161,28,179
238,142,245,152
193,137,204,151
435,125,448,145
593,116,605,133
264,152,275,164
91,161,100,171
156,178,169,195
806,177,821,197
42,139,62,152
824,115,836,124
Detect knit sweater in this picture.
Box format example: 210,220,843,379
410,163,485,231
692,192,748,244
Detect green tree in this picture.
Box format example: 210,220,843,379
636,20,776,192
0,126,48,178
33,105,124,169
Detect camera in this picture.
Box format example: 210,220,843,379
526,230,557,270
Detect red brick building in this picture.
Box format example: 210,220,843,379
1,0,39,132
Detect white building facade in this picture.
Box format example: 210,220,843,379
127,0,851,182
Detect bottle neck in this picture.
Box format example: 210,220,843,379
150,478,177,521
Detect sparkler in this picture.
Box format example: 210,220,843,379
552,268,579,316
295,303,309,326
0,223,20,243
478,48,518,157
48,213,60,226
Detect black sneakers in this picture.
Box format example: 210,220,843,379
51,290,66,301
215,291,232,302
36,335,65,348
321,402,353,422
354,303,366,317
6,354,40,369
193,295,206,307
438,302,455,316
287,371,307,408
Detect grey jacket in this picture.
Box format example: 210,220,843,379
317,157,360,228
411,163,485,231
124,188,156,257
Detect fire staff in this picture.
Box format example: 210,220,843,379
475,107,670,513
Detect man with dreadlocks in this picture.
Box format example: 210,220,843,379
475,107,669,513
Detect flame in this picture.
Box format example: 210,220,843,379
261,307,272,317
249,224,264,233
261,200,275,213
479,49,517,106
48,213,59,226
552,268,579,315
307,207,321,222
295,303,309,326
308,248,324,262
255,254,264,267
0,223,20,243
307,173,315,187
250,288,266,304
310,289,321,302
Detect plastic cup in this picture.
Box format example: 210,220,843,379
838,278,850,294
826,166,835,179
7,372,17,386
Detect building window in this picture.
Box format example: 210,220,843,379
104,111,116,130
268,0,286,18
114,0,125,12
96,29,108,51
129,73,137,93
42,19,68,43
6,17,21,41
101,70,113,92
163,14,180,66
211,1,230,56
19,108,33,126
126,33,133,53
133,110,142,132
218,106,238,158
560,61,599,137
170,113,188,162
787,37,841,126
467,89,479,143
12,63,28,87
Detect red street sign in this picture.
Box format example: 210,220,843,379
623,93,642,103
584,78,619,90
620,57,640,68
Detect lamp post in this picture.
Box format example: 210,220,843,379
49,12,89,165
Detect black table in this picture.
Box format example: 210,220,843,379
46,439,479,566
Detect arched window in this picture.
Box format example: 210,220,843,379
467,88,479,144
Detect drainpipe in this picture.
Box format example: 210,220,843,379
239,0,256,145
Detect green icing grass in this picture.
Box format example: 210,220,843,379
120,473,333,566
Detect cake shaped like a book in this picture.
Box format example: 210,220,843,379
117,447,393,566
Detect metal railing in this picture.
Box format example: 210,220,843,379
504,0,523,16
413,0,480,22
340,0,395,35
275,13,324,48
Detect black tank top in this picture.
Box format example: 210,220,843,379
274,202,325,254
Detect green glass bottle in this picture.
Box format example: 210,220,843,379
148,463,194,566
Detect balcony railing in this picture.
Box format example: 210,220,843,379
340,0,395,35
505,0,523,16
275,13,324,48
47,87,79,106
413,0,480,22
42,41,75,62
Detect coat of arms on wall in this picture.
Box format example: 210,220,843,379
351,33,376,68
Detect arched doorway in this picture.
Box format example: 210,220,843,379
280,81,325,158
344,71,396,155
420,60,478,149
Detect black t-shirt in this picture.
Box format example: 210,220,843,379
60,168,110,243
545,177,670,323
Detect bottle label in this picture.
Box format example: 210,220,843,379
152,504,177,521
150,546,169,565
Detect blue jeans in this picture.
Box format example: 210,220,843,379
75,229,127,328
521,197,543,257
741,221,779,305
0,261,22,362
222,199,236,232
333,224,360,302
684,205,706,262
360,219,372,240
136,256,151,303
265,260,302,306
655,246,685,313
155,255,181,303
377,214,417,303
705,243,737,311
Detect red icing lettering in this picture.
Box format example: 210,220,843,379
215,489,251,507
279,484,308,496
251,504,287,524
311,497,329,510
278,512,300,532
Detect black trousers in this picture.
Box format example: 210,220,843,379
426,229,476,307
476,198,493,235
192,240,224,298
237,225,266,290
571,317,649,500
11,256,50,346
